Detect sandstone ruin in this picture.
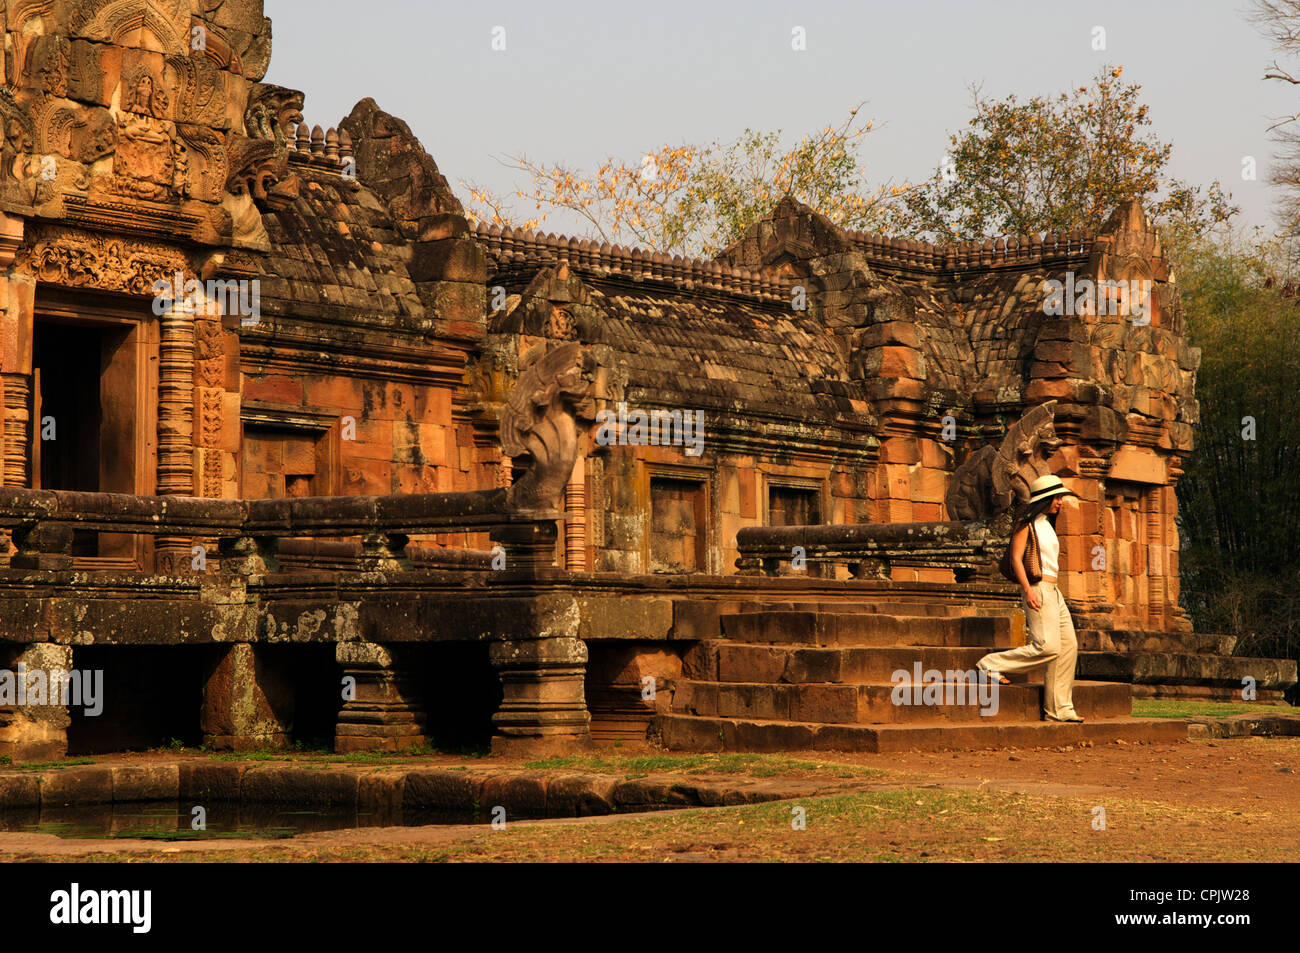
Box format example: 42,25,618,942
0,1,1292,762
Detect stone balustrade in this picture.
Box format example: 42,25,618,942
0,487,555,575
735,520,1005,583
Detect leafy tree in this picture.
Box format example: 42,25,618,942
1250,0,1300,262
884,66,1237,241
461,107,904,257
1169,228,1300,663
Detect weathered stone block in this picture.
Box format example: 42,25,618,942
410,238,486,283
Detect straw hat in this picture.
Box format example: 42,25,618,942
1028,474,1077,503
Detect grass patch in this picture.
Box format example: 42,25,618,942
1131,699,1297,719
13,757,95,772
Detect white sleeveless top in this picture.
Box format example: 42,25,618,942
1033,515,1059,578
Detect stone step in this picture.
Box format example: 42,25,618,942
1078,652,1299,689
737,600,1021,619
1077,630,1239,655
648,712,1189,754
709,642,1045,686
720,611,1023,648
670,679,1130,725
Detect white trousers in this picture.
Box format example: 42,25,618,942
976,580,1079,720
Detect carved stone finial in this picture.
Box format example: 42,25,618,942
945,401,1062,521
501,343,597,514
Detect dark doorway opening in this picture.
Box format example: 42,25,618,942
32,314,140,560
67,646,205,754
257,645,342,749
411,643,500,753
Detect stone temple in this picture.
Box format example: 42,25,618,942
0,1,1292,761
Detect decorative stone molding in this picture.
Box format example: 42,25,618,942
13,224,191,294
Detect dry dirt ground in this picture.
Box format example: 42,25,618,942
0,734,1296,862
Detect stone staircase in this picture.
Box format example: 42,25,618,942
649,600,1189,753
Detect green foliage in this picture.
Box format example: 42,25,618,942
1169,229,1300,662
16,757,94,772
886,65,1238,240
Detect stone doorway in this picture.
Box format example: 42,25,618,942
30,292,157,568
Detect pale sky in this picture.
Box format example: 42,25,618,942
263,0,1297,238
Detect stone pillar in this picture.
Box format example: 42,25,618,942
0,643,71,761
1143,485,1166,630
1,372,31,487
1164,461,1194,634
156,300,196,572
200,643,293,750
0,214,33,489
564,456,586,571
488,637,593,756
334,642,426,753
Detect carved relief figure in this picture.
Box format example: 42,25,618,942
112,65,182,200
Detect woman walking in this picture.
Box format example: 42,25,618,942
977,474,1084,723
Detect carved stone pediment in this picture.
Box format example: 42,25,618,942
68,0,192,55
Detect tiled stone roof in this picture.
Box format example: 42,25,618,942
257,162,428,328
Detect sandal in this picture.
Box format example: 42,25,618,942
1045,713,1085,723
985,670,1011,686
